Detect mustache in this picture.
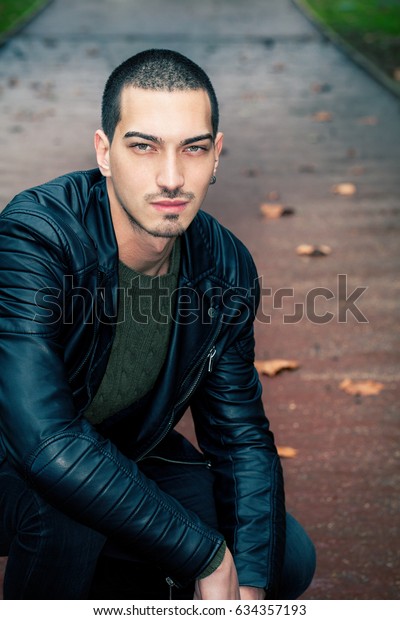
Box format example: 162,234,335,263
145,189,195,201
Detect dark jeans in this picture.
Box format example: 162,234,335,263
0,433,316,600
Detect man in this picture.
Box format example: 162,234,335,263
0,49,315,600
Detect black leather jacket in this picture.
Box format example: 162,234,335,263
0,169,285,593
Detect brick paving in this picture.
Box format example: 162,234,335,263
0,0,399,600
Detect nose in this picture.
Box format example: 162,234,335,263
156,151,184,191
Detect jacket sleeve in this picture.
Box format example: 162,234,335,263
0,208,224,588
190,282,286,595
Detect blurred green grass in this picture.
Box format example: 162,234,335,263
301,0,400,80
0,0,49,37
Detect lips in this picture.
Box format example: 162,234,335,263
151,200,189,213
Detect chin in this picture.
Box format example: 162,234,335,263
149,215,187,238
150,225,185,238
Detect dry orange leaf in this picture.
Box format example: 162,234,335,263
255,359,300,377
331,182,357,196
312,111,332,122
277,446,298,459
346,148,357,159
267,190,280,201
311,82,332,93
298,163,316,173
339,378,384,396
296,244,331,257
260,203,295,219
243,168,260,178
349,165,365,176
357,116,378,126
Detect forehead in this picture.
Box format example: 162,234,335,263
117,87,213,137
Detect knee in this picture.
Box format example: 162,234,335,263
279,513,316,599
3,478,103,561
1,470,42,555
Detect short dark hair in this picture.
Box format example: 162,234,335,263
101,49,219,142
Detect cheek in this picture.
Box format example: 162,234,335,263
191,162,213,186
113,159,152,188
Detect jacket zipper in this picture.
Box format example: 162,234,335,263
139,455,212,468
166,576,175,599
207,345,216,372
137,323,222,462
174,343,218,411
141,323,221,593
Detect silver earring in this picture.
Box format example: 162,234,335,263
210,175,217,185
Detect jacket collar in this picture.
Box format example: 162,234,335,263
84,173,119,276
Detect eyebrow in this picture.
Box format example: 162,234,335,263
123,131,213,146
180,133,213,146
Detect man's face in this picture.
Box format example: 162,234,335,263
96,87,223,239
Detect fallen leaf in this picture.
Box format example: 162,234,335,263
298,164,316,173
255,359,300,377
260,203,295,219
296,244,331,257
346,148,357,159
349,165,365,176
339,378,384,396
10,125,24,134
277,446,298,459
86,46,100,57
241,92,267,101
243,168,260,178
394,68,400,81
266,190,280,201
15,108,56,122
357,116,378,126
312,111,332,122
331,182,357,196
31,81,56,100
273,63,286,72
311,82,332,93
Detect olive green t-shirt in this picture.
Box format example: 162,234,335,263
85,239,181,425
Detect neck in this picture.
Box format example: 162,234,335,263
108,199,175,276
118,231,176,276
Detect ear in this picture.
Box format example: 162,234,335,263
94,130,111,177
213,132,224,173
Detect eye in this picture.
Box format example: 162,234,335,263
184,145,209,154
130,143,155,153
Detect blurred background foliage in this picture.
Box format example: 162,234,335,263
0,0,49,37
301,0,400,80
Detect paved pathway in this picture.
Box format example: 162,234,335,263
0,0,399,600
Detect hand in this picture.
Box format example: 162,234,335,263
239,586,265,600
194,547,240,600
